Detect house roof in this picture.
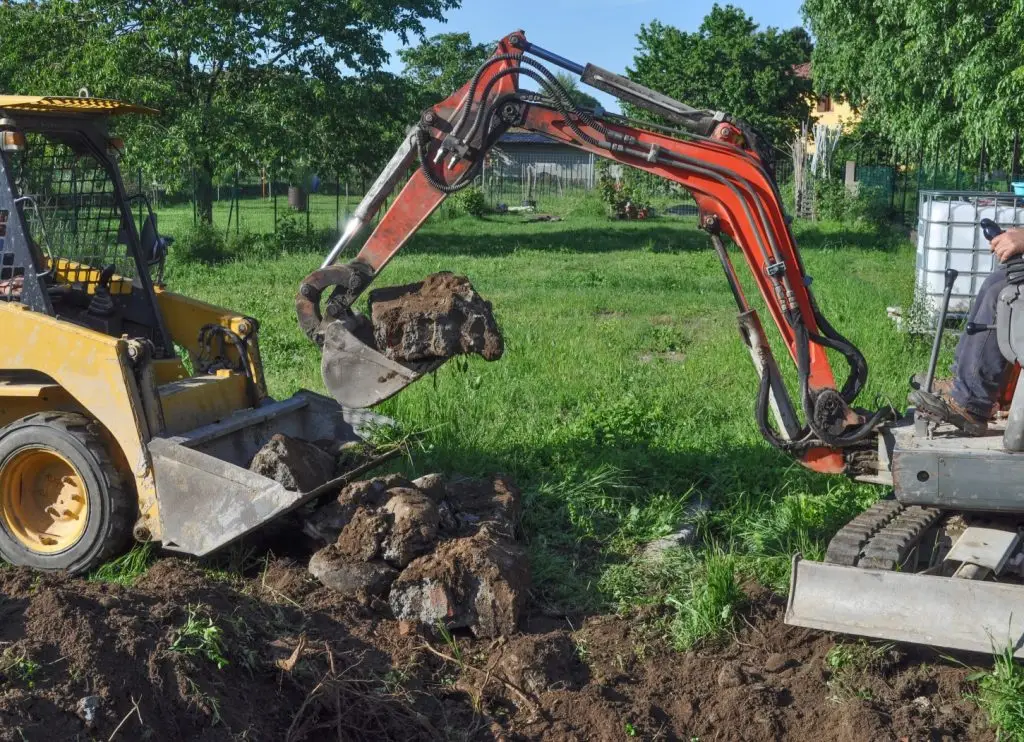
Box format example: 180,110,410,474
792,62,812,80
499,128,561,145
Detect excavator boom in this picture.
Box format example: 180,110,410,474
296,30,890,476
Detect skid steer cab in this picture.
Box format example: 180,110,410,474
0,96,366,574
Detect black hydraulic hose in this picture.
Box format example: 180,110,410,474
755,363,820,452
793,319,890,446
450,53,523,140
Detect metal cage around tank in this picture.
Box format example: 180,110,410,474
916,190,1024,320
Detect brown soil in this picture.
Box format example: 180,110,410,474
0,562,997,742
369,272,504,363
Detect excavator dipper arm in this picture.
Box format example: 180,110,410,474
296,31,892,474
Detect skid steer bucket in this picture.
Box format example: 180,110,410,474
147,391,388,556
786,556,1024,657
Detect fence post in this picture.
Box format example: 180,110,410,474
931,146,939,190
889,148,897,209
272,174,277,232
137,167,144,231
954,140,963,191
192,168,197,227
1013,130,1021,186
235,170,240,237
978,137,987,190
335,175,341,232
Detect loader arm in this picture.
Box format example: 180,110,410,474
297,31,891,475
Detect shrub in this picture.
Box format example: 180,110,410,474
172,222,230,264
597,160,652,220
814,179,891,226
450,187,488,217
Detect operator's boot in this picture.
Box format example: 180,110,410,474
908,388,989,436
909,373,953,397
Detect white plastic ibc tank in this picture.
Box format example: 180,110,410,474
915,192,1024,321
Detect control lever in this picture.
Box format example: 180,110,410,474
923,267,959,394
981,217,1004,241
966,321,996,335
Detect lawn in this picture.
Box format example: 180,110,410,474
162,204,935,647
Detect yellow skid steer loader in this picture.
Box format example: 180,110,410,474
0,96,370,573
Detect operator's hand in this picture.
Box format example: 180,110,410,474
991,228,1024,262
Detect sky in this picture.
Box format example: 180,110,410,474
382,0,806,112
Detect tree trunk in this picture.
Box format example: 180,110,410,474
196,156,215,224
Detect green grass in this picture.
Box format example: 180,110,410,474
971,646,1024,740
159,200,935,641
152,192,363,239
88,542,155,586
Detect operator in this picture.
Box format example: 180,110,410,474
909,228,1024,434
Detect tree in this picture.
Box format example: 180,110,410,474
552,72,602,111
398,32,493,105
804,0,1024,157
0,0,459,222
627,5,812,150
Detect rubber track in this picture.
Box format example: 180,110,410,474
825,499,943,571
857,505,943,571
825,500,903,566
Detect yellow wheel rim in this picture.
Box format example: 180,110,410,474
0,447,88,554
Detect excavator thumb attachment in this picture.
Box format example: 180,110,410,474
297,263,441,408
786,556,1024,657
319,317,442,408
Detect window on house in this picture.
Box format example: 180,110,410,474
817,95,833,113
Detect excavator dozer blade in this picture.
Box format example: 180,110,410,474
320,318,441,408
786,556,1024,657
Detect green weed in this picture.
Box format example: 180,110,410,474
970,646,1024,740
89,542,155,586
825,640,897,703
0,649,40,688
170,605,230,669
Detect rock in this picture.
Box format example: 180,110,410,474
249,434,335,492
717,663,747,689
308,547,397,599
641,500,710,560
498,632,589,695
368,272,504,364
763,653,795,673
336,509,389,562
389,528,529,637
641,526,699,559
382,489,440,567
76,695,102,726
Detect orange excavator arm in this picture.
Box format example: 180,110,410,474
296,31,891,476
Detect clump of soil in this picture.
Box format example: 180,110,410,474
248,434,377,493
368,272,504,364
306,473,528,638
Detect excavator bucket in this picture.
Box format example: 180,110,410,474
786,556,1024,657
319,318,441,409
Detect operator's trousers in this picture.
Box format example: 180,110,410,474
952,265,1011,417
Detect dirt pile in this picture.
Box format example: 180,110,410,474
368,272,504,364
0,560,998,741
306,473,528,637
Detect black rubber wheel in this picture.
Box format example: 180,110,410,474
0,412,134,574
